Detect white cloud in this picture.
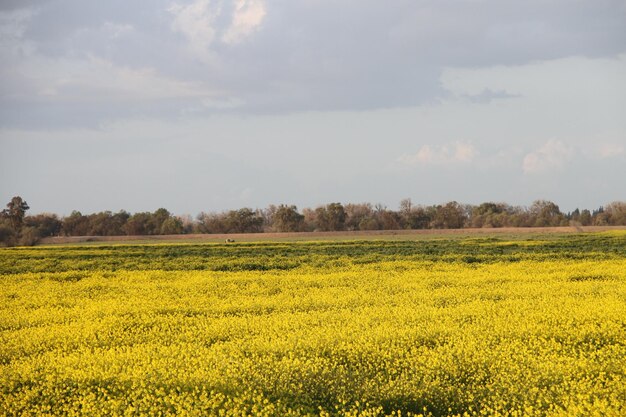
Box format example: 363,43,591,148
222,0,266,44
398,141,477,166
168,0,220,59
522,139,574,174
168,0,266,57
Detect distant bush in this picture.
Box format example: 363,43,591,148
18,226,40,246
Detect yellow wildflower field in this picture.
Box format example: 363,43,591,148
1,233,625,416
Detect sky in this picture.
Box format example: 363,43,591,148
1,0,625,216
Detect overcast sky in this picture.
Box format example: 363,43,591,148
1,0,625,216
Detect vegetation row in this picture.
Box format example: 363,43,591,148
1,196,625,247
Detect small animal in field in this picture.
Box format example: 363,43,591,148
225,238,235,243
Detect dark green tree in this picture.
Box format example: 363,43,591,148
151,208,172,234
2,196,30,231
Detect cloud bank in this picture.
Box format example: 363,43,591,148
1,0,625,127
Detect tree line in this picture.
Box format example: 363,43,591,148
1,196,625,246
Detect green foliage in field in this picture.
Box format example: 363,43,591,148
2,232,626,275
1,232,625,416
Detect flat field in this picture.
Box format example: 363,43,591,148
1,232,626,416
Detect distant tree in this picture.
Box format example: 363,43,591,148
316,203,346,231
568,208,581,222
312,206,327,231
110,211,131,235
529,200,563,227
399,198,412,218
504,205,531,227
375,209,401,230
4,198,619,239
345,203,376,231
225,208,264,233
119,209,181,235
62,211,91,236
432,201,466,229
579,209,592,226
18,226,40,246
301,208,318,232
196,212,228,234
124,212,153,235
87,211,115,236
24,213,62,237
358,217,380,230
151,208,172,234
0,218,17,247
593,212,609,225
0,196,42,246
403,205,432,229
262,205,278,231
2,196,29,231
177,214,195,234
474,202,503,216
470,202,508,228
272,205,304,232
160,217,184,235
604,201,626,225
399,199,442,230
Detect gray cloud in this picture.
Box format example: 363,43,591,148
1,0,625,128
